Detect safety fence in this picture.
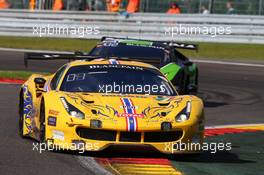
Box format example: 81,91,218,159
6,0,264,15
0,9,264,44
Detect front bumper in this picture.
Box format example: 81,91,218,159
45,120,204,154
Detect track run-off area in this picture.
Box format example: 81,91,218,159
0,50,264,175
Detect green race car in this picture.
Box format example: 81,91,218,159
89,37,199,95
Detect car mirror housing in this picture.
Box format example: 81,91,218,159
34,77,46,85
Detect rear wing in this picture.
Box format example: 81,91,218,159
24,52,98,67
101,36,198,51
23,52,160,67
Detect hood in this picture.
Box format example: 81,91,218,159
65,93,188,118
62,92,194,131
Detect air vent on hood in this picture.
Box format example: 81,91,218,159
91,109,98,115
158,102,170,106
83,100,95,104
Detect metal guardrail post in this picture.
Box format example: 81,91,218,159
259,0,263,15
198,0,202,13
37,0,41,9
209,0,214,14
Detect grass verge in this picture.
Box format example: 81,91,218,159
0,71,48,80
0,36,263,61
0,36,98,52
179,43,264,61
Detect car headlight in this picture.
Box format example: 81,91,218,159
175,101,191,122
60,97,85,120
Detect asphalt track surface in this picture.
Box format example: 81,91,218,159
0,50,264,175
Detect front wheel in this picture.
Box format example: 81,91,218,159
18,96,26,138
39,99,46,143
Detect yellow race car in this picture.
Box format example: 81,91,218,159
19,57,204,154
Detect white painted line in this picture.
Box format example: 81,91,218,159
193,59,264,68
1,47,264,68
206,123,264,129
0,47,72,54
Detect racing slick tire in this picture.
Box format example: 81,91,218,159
18,92,26,138
39,99,46,143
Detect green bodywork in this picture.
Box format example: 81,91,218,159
160,63,181,81
185,63,197,86
160,63,197,88
120,40,153,46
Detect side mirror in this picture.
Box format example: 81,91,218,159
34,78,46,85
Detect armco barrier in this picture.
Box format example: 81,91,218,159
0,9,264,44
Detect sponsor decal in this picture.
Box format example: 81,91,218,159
102,40,119,47
120,105,138,110
48,116,57,126
52,130,64,141
49,110,59,116
120,98,139,132
109,59,120,65
102,94,147,98
23,86,34,133
120,40,153,46
88,64,144,71
118,113,145,118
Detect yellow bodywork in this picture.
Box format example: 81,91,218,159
20,59,204,154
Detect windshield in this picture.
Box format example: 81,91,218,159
90,43,166,61
60,65,176,96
